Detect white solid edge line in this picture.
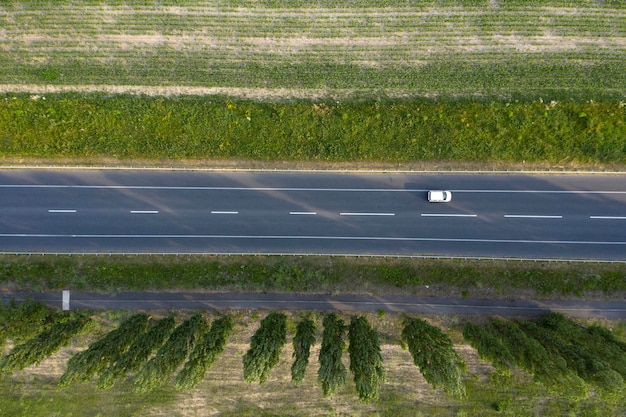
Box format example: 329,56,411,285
211,211,239,214
590,216,626,220
130,210,159,214
504,215,563,219
340,212,395,216
290,211,317,215
2,163,626,175
2,184,626,194
421,213,477,217
1,233,626,246
48,209,77,213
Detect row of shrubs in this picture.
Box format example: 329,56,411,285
464,312,626,400
2,300,624,403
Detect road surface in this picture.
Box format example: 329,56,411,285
0,170,625,260
2,291,625,319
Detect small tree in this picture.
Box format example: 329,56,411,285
134,313,207,393
60,313,149,387
402,317,466,398
243,312,287,384
0,299,53,350
348,316,386,403
176,315,234,390
317,313,347,397
0,313,92,373
291,318,316,386
98,316,176,390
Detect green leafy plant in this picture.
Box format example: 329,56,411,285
133,313,207,393
97,316,176,390
317,313,347,397
402,317,466,398
0,313,92,373
176,315,234,390
243,312,287,384
291,318,316,386
348,316,386,403
59,313,149,387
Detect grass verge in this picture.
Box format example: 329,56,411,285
1,254,625,300
1,94,625,165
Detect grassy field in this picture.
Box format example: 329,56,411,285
1,310,625,417
1,254,625,299
1,0,625,100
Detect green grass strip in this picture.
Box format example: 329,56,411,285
1,94,625,164
0,255,625,297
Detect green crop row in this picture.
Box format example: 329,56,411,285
2,0,625,9
4,58,624,99
1,1,624,99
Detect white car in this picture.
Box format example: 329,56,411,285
428,190,452,203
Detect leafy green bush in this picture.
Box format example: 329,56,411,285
0,299,54,349
243,312,287,384
318,313,347,397
176,315,234,390
348,316,386,403
59,313,149,387
97,316,176,390
0,313,92,373
402,317,466,398
291,318,316,386
133,313,207,393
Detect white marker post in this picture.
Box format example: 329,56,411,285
62,290,70,311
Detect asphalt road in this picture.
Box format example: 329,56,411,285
1,170,625,260
2,291,625,319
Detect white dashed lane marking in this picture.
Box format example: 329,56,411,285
340,212,395,216
421,213,477,217
504,214,563,219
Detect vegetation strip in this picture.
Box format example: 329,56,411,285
1,301,625,415
1,255,625,299
1,94,625,165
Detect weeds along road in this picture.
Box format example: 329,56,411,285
2,291,626,320
1,170,626,261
